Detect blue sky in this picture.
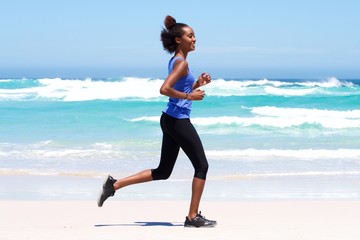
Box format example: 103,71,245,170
1,0,359,79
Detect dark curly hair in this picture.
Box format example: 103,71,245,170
160,15,188,54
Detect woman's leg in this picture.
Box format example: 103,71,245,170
113,169,153,190
114,113,180,190
188,177,206,219
164,117,209,220
112,129,180,190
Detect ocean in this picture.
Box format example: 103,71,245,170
1,77,360,200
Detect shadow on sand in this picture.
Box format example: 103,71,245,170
95,221,184,227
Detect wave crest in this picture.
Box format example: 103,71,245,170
127,106,360,129
1,77,358,101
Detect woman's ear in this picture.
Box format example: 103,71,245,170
175,37,181,44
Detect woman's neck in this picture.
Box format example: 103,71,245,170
175,49,187,59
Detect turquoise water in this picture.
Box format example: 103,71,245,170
1,77,360,200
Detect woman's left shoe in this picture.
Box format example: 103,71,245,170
184,212,217,228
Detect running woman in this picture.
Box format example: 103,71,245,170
97,15,217,228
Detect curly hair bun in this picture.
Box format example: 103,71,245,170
164,15,177,30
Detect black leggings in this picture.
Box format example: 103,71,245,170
151,113,209,180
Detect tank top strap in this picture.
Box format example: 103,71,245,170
168,56,185,72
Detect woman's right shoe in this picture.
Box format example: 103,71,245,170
97,175,117,207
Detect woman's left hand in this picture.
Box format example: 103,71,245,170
197,72,212,86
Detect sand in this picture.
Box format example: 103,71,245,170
1,200,360,240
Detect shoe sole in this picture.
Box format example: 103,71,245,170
184,223,217,228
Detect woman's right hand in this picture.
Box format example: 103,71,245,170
189,89,205,100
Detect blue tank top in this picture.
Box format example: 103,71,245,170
163,56,195,119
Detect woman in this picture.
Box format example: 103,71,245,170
97,15,216,228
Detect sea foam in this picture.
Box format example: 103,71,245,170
128,105,360,129
1,77,358,101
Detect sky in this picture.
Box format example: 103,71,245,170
1,0,359,79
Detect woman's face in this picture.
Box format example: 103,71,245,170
177,26,196,52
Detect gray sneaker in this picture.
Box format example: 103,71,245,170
97,175,117,207
184,212,217,228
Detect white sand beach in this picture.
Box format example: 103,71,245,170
2,200,360,240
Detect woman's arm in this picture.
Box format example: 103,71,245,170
160,59,206,100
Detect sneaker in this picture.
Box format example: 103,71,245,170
97,175,117,207
184,211,217,228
